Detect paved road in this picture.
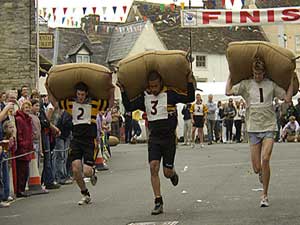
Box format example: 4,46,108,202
1,142,300,225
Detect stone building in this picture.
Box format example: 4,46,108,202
0,0,37,92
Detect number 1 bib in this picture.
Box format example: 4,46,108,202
144,92,168,121
72,102,92,125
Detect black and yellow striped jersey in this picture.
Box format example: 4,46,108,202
58,98,109,138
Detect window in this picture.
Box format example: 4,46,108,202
196,55,206,68
76,54,90,63
296,35,300,52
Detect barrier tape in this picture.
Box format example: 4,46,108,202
1,150,35,162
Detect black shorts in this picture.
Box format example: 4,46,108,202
69,138,98,167
148,134,176,169
193,115,204,128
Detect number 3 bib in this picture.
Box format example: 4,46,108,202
72,102,92,125
144,92,168,121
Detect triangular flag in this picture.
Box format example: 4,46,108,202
135,16,139,22
180,2,185,10
43,8,47,17
73,8,76,13
222,0,226,7
92,7,97,14
83,7,87,15
75,21,78,27
52,7,56,15
241,0,245,6
231,0,235,4
160,4,165,12
170,3,175,12
104,17,107,21
62,17,66,24
158,15,163,20
120,16,123,21
67,19,70,26
72,20,74,26
54,15,56,22
112,6,117,14
102,6,107,14
48,13,51,20
123,6,127,14
39,9,42,16
63,7,67,15
133,5,138,14
143,16,147,21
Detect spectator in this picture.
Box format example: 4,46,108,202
30,99,43,168
295,98,300,124
234,101,243,143
224,98,236,143
18,85,30,108
124,111,132,143
0,145,10,207
281,116,299,142
131,110,142,143
181,103,192,146
111,105,121,139
53,110,73,185
215,101,224,143
102,110,112,156
273,97,281,142
206,94,217,145
15,101,33,198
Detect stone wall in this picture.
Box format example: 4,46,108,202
0,0,36,92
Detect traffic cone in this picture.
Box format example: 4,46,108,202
94,145,109,171
28,152,49,195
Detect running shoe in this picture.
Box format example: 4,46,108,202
78,195,91,205
90,173,98,186
0,201,10,208
151,202,163,215
170,172,179,186
260,197,269,207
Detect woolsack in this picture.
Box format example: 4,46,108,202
226,41,299,95
109,136,119,146
117,50,193,101
46,63,114,101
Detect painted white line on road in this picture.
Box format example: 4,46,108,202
0,214,20,219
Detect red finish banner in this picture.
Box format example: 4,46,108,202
181,7,300,27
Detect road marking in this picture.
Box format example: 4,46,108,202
128,222,179,225
0,214,20,219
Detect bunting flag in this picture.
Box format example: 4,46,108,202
123,6,127,14
54,15,56,22
62,17,66,24
67,19,70,26
75,21,78,27
160,4,165,12
83,7,87,15
170,3,175,12
63,7,67,15
231,0,235,4
143,16,147,21
120,16,123,21
52,7,56,15
112,6,117,14
135,16,139,21
133,5,138,14
241,0,245,6
180,2,185,10
92,7,97,14
73,8,76,13
48,13,51,20
102,6,107,14
222,0,225,7
43,8,47,17
104,17,107,21
72,20,74,26
39,9,42,16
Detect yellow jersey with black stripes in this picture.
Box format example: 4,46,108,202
58,98,108,138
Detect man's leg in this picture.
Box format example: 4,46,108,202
183,121,188,145
261,138,274,200
150,160,163,215
72,160,86,192
250,142,262,176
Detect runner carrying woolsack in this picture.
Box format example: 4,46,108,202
118,70,195,215
226,57,294,208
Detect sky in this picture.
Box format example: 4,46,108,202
38,0,204,27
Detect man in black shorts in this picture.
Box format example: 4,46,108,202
119,71,195,215
58,82,109,205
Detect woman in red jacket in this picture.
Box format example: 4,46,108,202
15,100,33,198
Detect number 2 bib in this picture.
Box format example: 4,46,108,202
72,102,92,125
144,92,168,121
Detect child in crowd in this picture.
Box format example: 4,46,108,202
281,116,300,142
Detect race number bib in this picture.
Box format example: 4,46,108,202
145,92,168,121
72,102,91,125
193,104,203,116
